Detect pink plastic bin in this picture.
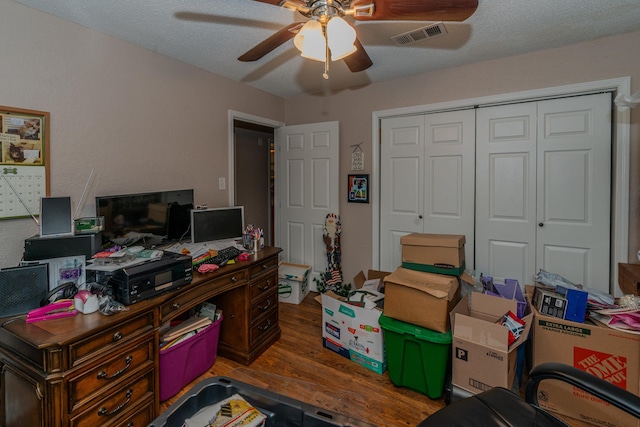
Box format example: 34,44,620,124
159,315,223,402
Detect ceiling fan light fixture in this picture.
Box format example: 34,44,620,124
293,18,326,61
327,16,357,61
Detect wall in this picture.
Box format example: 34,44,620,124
284,31,640,284
0,1,285,267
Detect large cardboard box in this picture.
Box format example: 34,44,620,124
278,262,311,304
450,292,533,394
532,307,640,426
400,233,465,275
383,267,460,333
321,293,387,374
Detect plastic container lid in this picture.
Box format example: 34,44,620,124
379,314,452,344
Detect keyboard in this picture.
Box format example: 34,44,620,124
193,246,243,270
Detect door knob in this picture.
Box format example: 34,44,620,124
419,215,423,219
539,222,544,227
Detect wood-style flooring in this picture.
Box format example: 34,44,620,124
159,291,443,426
159,291,593,426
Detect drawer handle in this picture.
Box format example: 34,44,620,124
97,355,133,380
258,319,272,331
98,389,133,417
258,280,271,291
262,264,269,269
231,276,238,283
113,331,123,342
258,299,271,311
172,302,180,309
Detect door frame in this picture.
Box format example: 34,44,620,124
228,110,284,239
371,77,631,294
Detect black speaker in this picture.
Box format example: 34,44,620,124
24,233,102,261
0,264,49,317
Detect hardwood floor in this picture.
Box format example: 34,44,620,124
159,291,444,426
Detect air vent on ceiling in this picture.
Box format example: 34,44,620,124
390,22,447,46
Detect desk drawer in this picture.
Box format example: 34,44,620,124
70,368,154,427
250,310,278,347
68,335,155,412
69,312,154,368
160,270,248,323
250,292,277,323
250,272,277,303
248,256,278,279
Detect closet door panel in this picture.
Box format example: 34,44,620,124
380,116,424,272
536,93,611,291
476,103,537,286
424,110,476,270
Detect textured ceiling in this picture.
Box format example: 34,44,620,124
11,0,640,98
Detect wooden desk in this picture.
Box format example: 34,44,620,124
0,247,281,427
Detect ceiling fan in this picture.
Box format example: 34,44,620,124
238,0,478,78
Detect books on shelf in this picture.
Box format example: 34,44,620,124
161,316,212,343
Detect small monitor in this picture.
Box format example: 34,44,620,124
40,197,74,238
191,206,245,244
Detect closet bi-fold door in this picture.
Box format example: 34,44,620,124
475,93,611,291
380,110,475,273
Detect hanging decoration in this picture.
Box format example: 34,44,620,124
351,142,364,171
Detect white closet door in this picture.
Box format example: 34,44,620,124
476,103,538,286
424,109,476,270
380,116,424,272
536,93,611,290
476,93,611,290
380,111,475,272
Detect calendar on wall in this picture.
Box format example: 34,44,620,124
0,106,49,220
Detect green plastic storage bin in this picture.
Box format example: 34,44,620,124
379,314,451,399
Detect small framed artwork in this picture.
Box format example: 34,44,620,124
348,174,369,203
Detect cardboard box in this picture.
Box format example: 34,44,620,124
321,293,387,374
278,262,311,304
383,267,460,333
450,292,533,394
400,233,466,275
618,263,640,296
481,276,528,319
532,307,640,427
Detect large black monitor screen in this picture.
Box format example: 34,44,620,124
96,189,194,246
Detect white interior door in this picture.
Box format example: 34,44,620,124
380,116,424,272
476,93,611,290
535,93,611,290
276,121,339,288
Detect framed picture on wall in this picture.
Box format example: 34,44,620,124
348,174,369,203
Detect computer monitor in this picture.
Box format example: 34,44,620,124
191,206,245,244
39,197,74,238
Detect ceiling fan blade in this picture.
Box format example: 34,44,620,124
253,0,284,5
343,38,373,72
352,0,478,22
238,22,304,62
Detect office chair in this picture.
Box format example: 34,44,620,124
417,362,640,426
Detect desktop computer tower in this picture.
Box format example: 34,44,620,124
24,233,103,261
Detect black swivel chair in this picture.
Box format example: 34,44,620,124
418,362,640,426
